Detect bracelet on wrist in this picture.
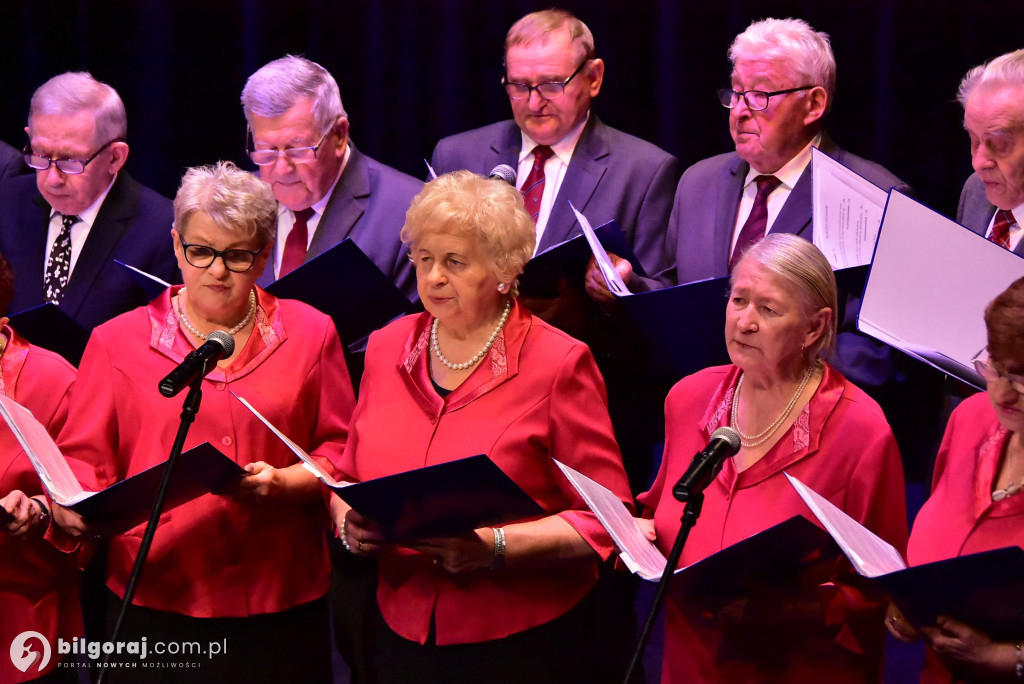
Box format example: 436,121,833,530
492,527,506,569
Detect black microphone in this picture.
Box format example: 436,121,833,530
158,330,235,397
488,164,516,185
673,426,742,502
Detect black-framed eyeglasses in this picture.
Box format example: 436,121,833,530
717,86,816,111
179,236,264,273
972,355,1024,394
23,138,119,175
246,121,335,166
503,59,589,100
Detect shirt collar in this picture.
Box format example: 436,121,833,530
744,132,823,190
518,111,590,166
50,173,118,227
275,143,351,220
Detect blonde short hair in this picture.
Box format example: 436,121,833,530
401,170,535,293
738,233,838,360
958,49,1024,107
505,9,595,63
173,162,277,244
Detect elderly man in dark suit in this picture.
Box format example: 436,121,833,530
0,72,177,331
242,55,422,300
431,8,679,296
956,48,1024,257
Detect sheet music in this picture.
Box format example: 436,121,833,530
554,459,666,580
568,201,631,297
858,190,1024,387
811,147,889,269
784,472,905,577
231,393,348,489
0,394,88,505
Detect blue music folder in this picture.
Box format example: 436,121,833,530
334,454,545,540
69,442,245,536
266,238,414,350
9,303,91,367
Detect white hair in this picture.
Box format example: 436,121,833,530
241,55,346,132
729,18,836,104
957,49,1024,107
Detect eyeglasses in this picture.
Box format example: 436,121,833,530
717,86,816,111
23,138,118,175
503,59,589,100
972,356,1024,393
179,236,264,273
246,123,334,166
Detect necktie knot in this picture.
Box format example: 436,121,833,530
754,174,781,200
61,214,80,231
293,207,315,225
991,209,1016,249
522,147,554,224
729,175,781,273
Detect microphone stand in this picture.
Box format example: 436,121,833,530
621,490,705,684
97,370,206,684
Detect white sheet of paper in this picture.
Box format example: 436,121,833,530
116,261,171,288
554,459,666,580
811,147,889,269
858,190,1024,387
231,393,347,489
424,160,438,181
568,201,631,297
784,472,905,577
0,394,88,505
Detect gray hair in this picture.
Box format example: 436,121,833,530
737,233,838,361
173,161,277,245
957,49,1024,107
729,17,836,105
28,72,127,146
505,9,596,63
241,55,346,133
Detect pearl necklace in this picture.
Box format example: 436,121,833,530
731,363,816,448
178,288,257,341
431,301,511,371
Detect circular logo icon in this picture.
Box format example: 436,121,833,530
9,631,51,674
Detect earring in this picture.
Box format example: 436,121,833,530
497,283,507,293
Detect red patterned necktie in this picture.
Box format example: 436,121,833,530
521,145,554,224
44,213,79,303
280,207,315,277
729,175,782,272
990,209,1016,249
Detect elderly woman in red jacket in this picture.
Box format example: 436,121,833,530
0,251,80,684
639,234,907,683
332,170,634,683
51,162,354,682
888,275,1024,683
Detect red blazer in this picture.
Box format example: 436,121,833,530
335,302,633,646
0,328,79,683
56,286,355,617
639,364,907,684
908,392,1024,684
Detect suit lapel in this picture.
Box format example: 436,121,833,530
771,135,835,240
537,117,607,252
308,144,369,260
17,194,51,307
715,156,748,272
60,174,136,319
491,122,522,171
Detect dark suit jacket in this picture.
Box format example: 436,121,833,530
258,143,422,300
430,115,680,277
0,172,178,330
661,132,912,287
956,172,1024,257
0,140,25,180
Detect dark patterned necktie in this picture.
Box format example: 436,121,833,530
521,145,554,224
990,209,1015,249
44,213,79,303
729,175,782,272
